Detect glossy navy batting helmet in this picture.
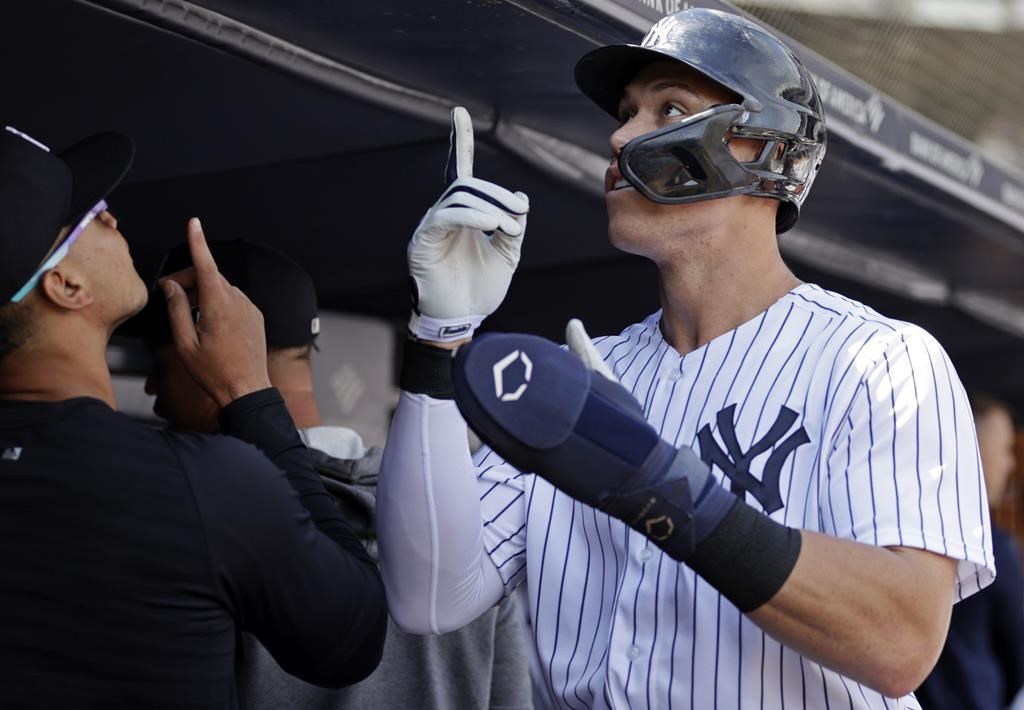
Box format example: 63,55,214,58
575,8,826,233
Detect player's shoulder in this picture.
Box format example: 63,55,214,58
163,429,277,480
797,284,953,381
789,283,898,328
796,284,938,342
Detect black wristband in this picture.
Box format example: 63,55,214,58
687,501,802,613
400,338,455,399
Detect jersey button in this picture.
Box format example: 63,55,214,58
639,547,654,563
626,645,641,662
665,369,682,382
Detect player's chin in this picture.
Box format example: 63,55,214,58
606,185,669,220
127,277,150,317
606,218,652,257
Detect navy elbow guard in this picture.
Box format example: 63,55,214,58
452,333,800,611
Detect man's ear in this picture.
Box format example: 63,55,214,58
38,265,94,311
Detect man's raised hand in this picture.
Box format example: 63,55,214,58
407,107,529,346
160,218,272,407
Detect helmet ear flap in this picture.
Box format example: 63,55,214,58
734,135,824,233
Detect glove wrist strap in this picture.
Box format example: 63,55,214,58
408,312,484,342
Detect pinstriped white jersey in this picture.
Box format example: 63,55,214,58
473,283,994,710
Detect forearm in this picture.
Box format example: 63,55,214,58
680,488,955,696
219,388,370,562
179,430,386,687
377,391,504,634
384,105,526,630
747,531,956,697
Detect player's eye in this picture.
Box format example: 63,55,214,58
663,103,686,119
617,108,637,126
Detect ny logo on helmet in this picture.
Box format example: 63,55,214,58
493,350,533,402
641,14,681,49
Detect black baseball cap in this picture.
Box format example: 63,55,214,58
0,125,134,303
126,239,320,348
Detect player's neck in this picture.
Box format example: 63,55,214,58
268,358,322,429
656,232,800,355
0,324,116,407
278,389,322,429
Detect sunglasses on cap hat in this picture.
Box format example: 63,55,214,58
9,199,108,304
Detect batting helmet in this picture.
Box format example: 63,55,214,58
575,8,826,233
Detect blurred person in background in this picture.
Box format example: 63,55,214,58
917,393,1024,709
137,239,533,710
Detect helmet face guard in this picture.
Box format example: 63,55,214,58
619,104,758,204
619,103,823,220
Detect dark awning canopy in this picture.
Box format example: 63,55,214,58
5,0,1024,405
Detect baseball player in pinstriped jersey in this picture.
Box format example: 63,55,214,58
376,8,994,709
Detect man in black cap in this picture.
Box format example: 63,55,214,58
139,239,533,710
0,125,387,709
139,240,326,435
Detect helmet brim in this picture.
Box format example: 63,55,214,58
575,45,678,120
575,44,740,121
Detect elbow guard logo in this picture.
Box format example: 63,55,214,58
493,350,533,402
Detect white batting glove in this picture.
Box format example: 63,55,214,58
566,318,618,383
408,107,529,342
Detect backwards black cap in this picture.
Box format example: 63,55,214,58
126,239,320,348
0,126,134,303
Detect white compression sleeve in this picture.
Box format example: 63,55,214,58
376,391,506,634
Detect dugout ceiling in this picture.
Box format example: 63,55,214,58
3,0,1024,407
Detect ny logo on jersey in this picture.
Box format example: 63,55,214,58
697,405,810,514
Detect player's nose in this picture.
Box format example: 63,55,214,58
609,113,652,157
609,122,630,158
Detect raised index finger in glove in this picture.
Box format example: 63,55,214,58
445,107,474,186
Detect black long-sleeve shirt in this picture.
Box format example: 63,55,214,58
0,389,387,709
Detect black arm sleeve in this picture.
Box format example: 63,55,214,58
174,390,386,687
218,388,369,557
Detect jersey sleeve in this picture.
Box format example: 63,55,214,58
819,324,994,601
474,445,530,593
